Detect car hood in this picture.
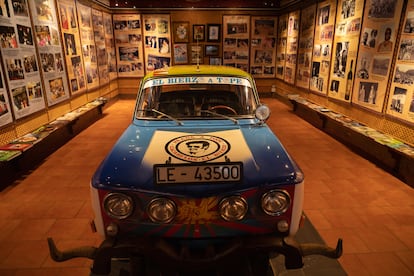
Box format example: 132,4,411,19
92,120,303,197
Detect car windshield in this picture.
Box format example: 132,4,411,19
135,75,258,119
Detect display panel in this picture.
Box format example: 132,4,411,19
0,65,12,127
296,5,316,89
0,0,46,119
387,0,414,123
92,9,109,86
353,0,403,113
276,14,288,80
57,0,87,95
250,16,277,78
103,12,117,81
142,14,172,72
114,14,145,77
284,11,300,85
309,0,337,94
222,15,250,72
328,0,364,102
29,0,70,107
77,3,99,89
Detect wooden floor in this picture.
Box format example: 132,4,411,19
0,98,413,275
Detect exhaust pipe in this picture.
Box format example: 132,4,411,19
47,237,97,262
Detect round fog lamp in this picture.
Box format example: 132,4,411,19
261,190,290,216
103,193,134,219
255,105,271,122
147,198,177,223
219,196,248,221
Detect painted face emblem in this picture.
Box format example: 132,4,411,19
166,135,230,162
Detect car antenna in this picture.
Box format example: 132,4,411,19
196,36,200,71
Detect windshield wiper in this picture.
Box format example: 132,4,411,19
151,109,183,125
201,110,238,124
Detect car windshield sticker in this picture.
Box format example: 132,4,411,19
143,76,252,89
142,129,253,164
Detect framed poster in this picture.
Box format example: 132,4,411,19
173,21,189,43
296,5,316,89
386,0,414,123
114,14,144,77
193,24,205,42
250,16,277,78
29,0,70,107
310,0,337,95
328,0,364,102
142,14,171,72
207,24,221,42
173,43,188,64
222,15,250,71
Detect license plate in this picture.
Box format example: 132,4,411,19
154,162,243,184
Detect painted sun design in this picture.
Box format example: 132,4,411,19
176,197,219,224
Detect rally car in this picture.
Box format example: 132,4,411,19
48,65,342,275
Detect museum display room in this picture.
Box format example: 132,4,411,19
0,0,413,275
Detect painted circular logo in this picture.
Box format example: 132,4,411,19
165,135,230,163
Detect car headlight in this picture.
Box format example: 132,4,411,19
219,196,248,221
261,190,290,216
103,193,134,219
147,197,177,223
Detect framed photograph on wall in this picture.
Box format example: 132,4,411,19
172,21,189,43
193,24,205,42
210,57,222,65
205,44,219,56
207,24,221,42
191,44,203,64
173,43,188,64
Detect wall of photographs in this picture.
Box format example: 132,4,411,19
296,4,316,89
249,16,277,78
387,0,414,123
310,0,337,94
222,15,250,72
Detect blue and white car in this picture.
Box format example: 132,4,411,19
48,65,342,275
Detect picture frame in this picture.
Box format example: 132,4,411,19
205,44,219,56
173,43,188,64
191,44,203,64
193,24,205,42
207,24,221,42
209,57,222,65
172,21,189,43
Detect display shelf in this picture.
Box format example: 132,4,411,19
0,98,107,190
287,94,414,187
